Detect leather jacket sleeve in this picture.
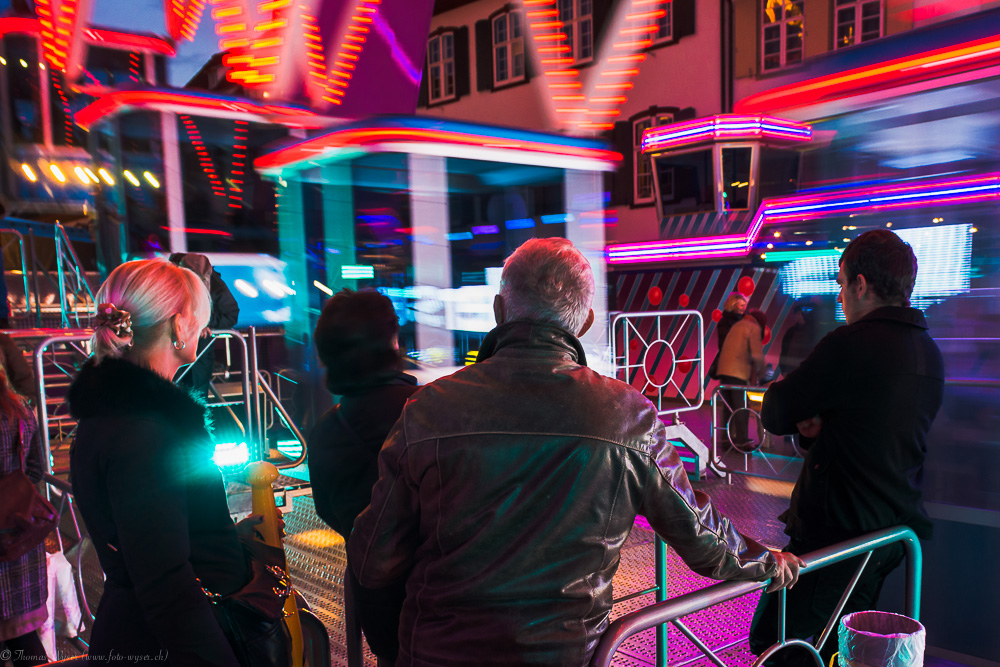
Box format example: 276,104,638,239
347,416,421,589
640,424,778,581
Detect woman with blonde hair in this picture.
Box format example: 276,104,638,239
68,259,252,666
0,363,48,667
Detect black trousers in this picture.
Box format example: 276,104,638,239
717,375,749,446
0,630,49,666
748,536,905,666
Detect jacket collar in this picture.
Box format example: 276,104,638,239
330,370,418,397
68,357,213,444
477,320,588,366
856,305,928,330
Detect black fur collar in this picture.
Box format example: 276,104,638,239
68,357,213,442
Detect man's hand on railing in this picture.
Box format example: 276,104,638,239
765,550,805,593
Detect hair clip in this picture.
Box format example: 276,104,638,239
96,303,134,340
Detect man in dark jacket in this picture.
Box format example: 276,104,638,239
169,254,240,396
749,230,945,665
308,288,418,665
349,238,802,667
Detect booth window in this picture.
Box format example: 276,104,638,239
721,147,752,211
428,31,456,103
558,0,593,64
493,11,525,86
761,0,804,71
835,0,882,49
633,113,674,205
655,149,714,216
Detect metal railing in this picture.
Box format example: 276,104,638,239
709,385,802,480
54,222,96,329
173,327,307,469
34,331,94,475
590,526,922,667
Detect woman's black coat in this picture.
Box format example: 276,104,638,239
68,357,247,666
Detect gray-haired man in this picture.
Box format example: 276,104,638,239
349,237,801,666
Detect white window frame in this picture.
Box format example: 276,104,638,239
633,113,674,205
558,0,594,65
492,11,525,87
834,0,882,49
427,31,456,104
761,0,804,72
651,1,673,45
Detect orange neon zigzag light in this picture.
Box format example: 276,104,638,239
35,0,91,72
165,0,207,42
521,0,668,133
227,119,249,208
325,0,381,105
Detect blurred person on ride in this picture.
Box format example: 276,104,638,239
708,292,748,381
348,237,802,667
0,332,35,400
308,288,418,667
715,308,768,446
749,230,945,665
67,259,255,666
168,253,240,397
0,364,48,667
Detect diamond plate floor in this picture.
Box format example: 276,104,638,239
61,474,795,666
278,475,796,667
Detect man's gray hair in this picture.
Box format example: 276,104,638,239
499,237,595,333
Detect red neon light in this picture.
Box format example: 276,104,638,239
84,27,176,55
161,227,233,236
74,89,324,130
736,33,1000,113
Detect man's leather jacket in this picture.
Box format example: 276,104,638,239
349,321,779,666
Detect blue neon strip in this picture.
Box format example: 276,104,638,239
471,225,500,235
446,231,474,241
505,218,535,229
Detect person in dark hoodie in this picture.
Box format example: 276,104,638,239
68,259,256,666
168,253,240,397
307,288,418,666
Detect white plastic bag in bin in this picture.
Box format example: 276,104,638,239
40,550,84,661
838,610,925,666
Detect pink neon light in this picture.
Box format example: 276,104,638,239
607,172,1000,264
642,114,813,153
84,28,175,55
255,127,622,171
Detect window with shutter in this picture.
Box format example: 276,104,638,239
428,31,457,104
834,0,882,49
761,0,804,71
492,11,525,87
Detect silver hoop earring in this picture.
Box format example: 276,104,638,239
173,340,186,350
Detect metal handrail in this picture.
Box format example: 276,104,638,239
34,331,94,476
589,526,922,667
54,222,96,329
256,370,307,469
0,228,32,320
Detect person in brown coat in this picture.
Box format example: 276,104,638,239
716,309,767,446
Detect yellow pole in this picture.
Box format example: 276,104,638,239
246,461,304,667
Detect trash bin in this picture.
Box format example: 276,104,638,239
838,610,925,666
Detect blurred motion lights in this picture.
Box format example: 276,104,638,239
21,164,36,182
97,168,115,185
143,171,160,188
48,164,66,183
123,170,140,187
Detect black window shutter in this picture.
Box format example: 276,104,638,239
676,106,696,121
475,19,493,91
417,59,429,108
611,120,634,206
593,0,615,54
455,27,471,98
674,0,696,39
